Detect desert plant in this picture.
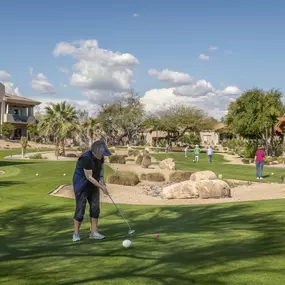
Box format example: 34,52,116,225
241,158,250,164
110,147,116,154
142,154,152,168
29,153,45,159
277,156,284,164
244,140,258,158
20,136,28,158
109,155,126,164
264,156,273,165
169,171,195,182
107,171,139,186
140,172,165,182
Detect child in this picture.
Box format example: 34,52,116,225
184,145,189,157
193,144,200,163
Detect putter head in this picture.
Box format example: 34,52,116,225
128,230,135,235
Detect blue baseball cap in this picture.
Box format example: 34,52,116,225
91,140,112,158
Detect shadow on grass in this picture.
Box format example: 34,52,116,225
1,202,285,285
0,181,26,187
0,160,35,167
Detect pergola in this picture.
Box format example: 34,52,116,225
274,115,285,134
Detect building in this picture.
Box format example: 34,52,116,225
0,83,41,139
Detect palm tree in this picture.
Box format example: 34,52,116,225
38,102,79,157
83,117,100,146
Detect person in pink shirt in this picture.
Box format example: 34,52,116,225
255,146,265,179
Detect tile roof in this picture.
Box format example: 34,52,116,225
4,93,41,105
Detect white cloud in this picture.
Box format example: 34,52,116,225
219,86,242,95
31,73,56,94
199,54,210,61
58,67,69,74
3,82,21,96
148,69,193,86
141,67,242,119
35,96,96,116
174,80,215,97
0,70,12,81
53,39,139,103
208,46,218,51
60,82,67,88
132,13,139,17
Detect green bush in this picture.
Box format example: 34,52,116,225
135,153,144,165
142,154,152,168
264,156,273,165
110,147,116,154
140,172,165,182
244,140,258,158
109,155,126,164
241,158,250,164
277,156,284,164
107,171,139,186
169,171,195,182
29,153,46,160
128,148,140,157
182,133,201,145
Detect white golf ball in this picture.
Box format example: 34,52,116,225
122,239,132,248
36,173,39,176
271,173,274,175
63,173,66,176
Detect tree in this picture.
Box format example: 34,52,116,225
97,93,144,144
145,105,217,143
20,136,28,158
83,117,101,146
27,123,38,141
0,123,15,139
38,102,79,157
225,88,284,154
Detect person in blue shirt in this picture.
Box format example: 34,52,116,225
72,140,111,242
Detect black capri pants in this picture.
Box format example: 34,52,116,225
74,186,100,222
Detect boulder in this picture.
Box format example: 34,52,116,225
195,180,231,199
162,180,198,199
159,158,176,171
190,170,217,181
135,153,144,165
141,154,152,168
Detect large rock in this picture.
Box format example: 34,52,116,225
162,181,198,199
142,154,152,168
159,158,176,171
195,180,231,199
190,170,217,181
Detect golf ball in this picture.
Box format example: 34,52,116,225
122,239,132,248
63,173,66,176
271,173,274,175
36,173,39,176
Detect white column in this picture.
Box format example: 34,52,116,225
26,107,29,116
6,103,9,114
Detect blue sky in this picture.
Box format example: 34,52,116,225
0,0,285,118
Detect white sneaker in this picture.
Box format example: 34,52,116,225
72,233,81,242
256,177,260,179
260,177,263,180
89,232,105,240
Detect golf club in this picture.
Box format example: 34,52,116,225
107,193,135,235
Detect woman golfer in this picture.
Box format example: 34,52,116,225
72,140,111,242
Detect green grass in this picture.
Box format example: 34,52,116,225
1,149,285,284
152,152,285,182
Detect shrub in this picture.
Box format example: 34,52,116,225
110,147,116,154
264,156,273,165
169,171,195,182
140,172,165,182
109,155,126,164
223,147,228,152
244,140,258,158
107,171,139,186
251,159,255,163
128,148,140,157
142,154,152,168
241,158,250,164
277,156,284,164
29,153,46,160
